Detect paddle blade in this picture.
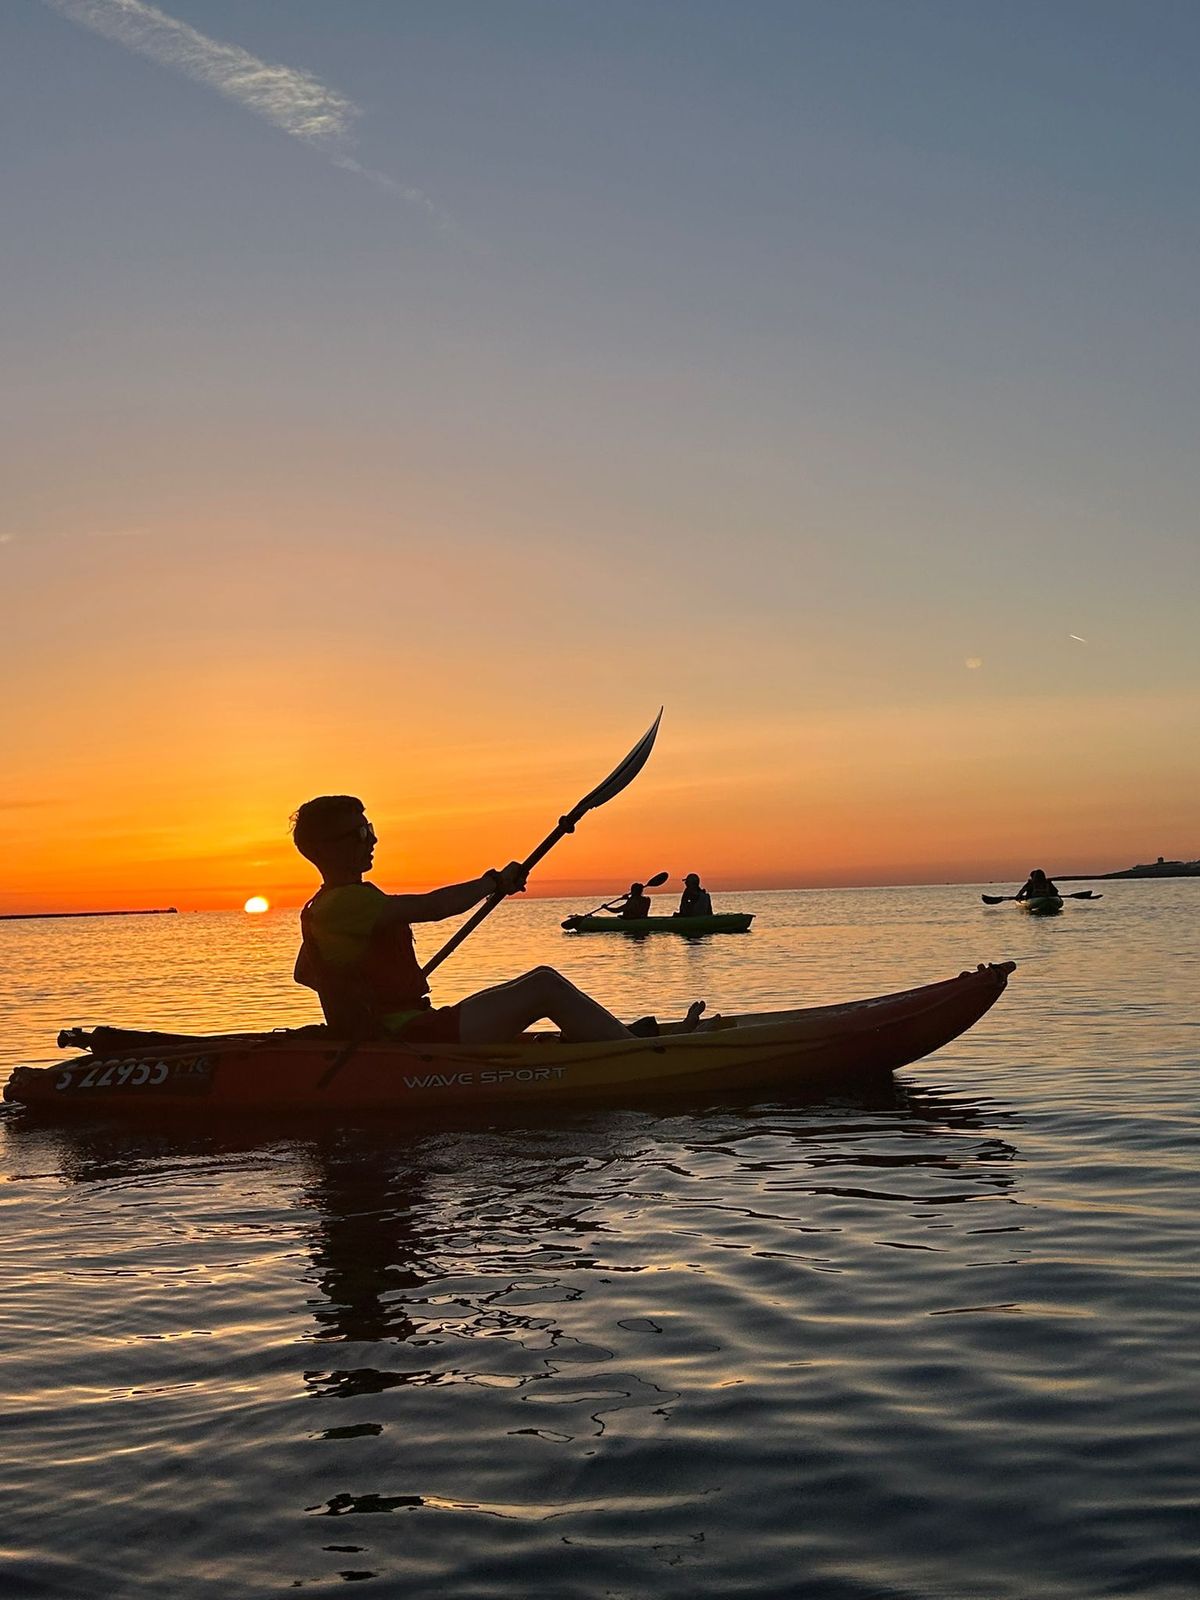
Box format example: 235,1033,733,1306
981,894,1009,904
646,870,670,888
570,709,662,820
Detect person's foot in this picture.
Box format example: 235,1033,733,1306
681,1000,706,1032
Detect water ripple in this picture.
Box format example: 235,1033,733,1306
1,886,1198,1596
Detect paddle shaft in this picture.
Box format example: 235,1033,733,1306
420,814,580,980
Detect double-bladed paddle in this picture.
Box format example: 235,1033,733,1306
564,871,669,928
421,710,664,979
981,890,1102,904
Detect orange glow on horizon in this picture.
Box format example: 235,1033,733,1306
2,687,1197,916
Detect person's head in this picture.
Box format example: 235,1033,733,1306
630,882,644,895
1029,868,1047,882
683,873,701,887
292,795,376,875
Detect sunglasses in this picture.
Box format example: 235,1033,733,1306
326,821,376,844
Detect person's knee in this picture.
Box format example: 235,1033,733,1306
522,964,569,994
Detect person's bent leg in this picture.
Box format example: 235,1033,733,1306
458,967,631,1045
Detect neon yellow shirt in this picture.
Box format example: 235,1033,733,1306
304,883,391,968
298,883,429,1033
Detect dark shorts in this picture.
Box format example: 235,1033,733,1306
388,1005,462,1045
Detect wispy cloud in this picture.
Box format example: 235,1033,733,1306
43,0,438,213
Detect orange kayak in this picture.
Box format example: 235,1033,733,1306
4,962,1015,1117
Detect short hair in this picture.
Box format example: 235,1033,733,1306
291,795,364,864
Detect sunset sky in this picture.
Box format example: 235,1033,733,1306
4,1,1199,912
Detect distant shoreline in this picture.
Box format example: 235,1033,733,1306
1059,864,1200,881
0,909,179,922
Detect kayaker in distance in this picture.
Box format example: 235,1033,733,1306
291,795,700,1043
675,873,713,918
1015,869,1059,901
608,881,652,920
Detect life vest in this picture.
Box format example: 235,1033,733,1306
296,887,430,1036
1019,880,1057,899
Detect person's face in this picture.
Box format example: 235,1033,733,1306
327,813,377,872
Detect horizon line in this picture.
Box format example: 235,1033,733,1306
4,872,1192,919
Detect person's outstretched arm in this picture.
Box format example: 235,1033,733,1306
379,862,526,924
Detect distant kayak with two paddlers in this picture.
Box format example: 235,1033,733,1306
562,912,754,934
562,871,750,933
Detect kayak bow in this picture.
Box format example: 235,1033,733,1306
1020,896,1064,915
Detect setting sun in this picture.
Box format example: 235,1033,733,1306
244,896,270,915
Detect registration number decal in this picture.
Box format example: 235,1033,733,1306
55,1056,215,1095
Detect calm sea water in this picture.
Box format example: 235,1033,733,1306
1,884,1197,1599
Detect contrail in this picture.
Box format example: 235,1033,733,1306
42,0,437,212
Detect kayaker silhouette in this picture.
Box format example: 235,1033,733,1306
1015,868,1059,901
675,873,713,918
290,795,704,1043
609,881,652,920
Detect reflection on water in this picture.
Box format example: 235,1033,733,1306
2,1081,1046,1594
1,883,1198,1597
302,1149,431,1347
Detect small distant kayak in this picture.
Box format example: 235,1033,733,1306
562,913,754,934
982,890,1099,910
1020,895,1064,915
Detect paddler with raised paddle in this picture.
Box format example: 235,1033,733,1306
291,713,706,1044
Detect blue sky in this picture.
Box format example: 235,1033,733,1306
3,2,1198,901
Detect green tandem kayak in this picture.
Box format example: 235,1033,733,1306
562,913,755,935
